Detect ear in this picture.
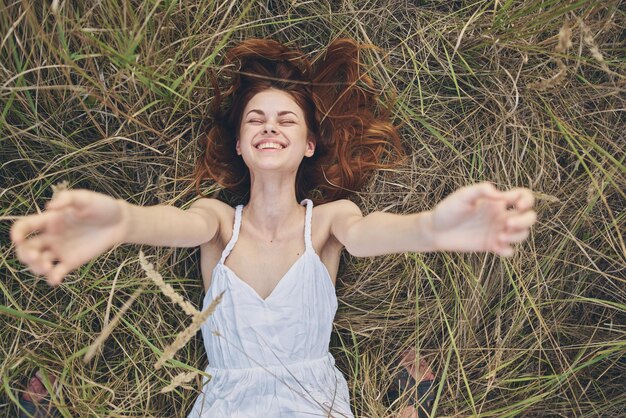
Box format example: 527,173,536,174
304,137,315,158
236,139,242,155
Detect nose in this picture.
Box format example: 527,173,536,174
262,123,277,134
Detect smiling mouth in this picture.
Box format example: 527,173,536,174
255,142,285,150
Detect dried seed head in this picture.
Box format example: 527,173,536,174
154,291,225,370
160,371,198,394
529,18,572,91
139,251,199,317
556,19,573,53
580,20,610,74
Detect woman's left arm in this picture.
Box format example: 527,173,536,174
331,182,536,258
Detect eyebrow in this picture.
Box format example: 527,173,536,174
245,109,299,118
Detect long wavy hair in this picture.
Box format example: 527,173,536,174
193,38,404,204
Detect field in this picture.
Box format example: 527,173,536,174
1,1,624,416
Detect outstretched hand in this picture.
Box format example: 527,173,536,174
10,190,128,286
431,182,536,257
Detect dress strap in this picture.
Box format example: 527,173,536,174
219,204,243,264
300,199,313,251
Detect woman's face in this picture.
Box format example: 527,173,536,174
236,88,315,173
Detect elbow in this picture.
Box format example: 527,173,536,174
342,232,371,258
344,242,380,258
345,246,370,258
340,213,375,258
344,242,360,257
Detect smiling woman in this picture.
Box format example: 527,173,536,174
194,38,405,203
10,37,536,418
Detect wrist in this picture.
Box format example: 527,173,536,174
415,210,438,253
116,199,133,245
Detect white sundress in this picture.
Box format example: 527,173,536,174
187,199,355,418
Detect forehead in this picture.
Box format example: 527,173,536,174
244,89,303,114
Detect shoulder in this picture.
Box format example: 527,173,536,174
313,199,363,239
189,197,236,219
190,197,233,212
188,198,236,242
314,199,363,219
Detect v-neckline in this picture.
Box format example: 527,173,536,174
221,250,309,303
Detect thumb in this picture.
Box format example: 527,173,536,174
46,190,91,212
454,182,501,204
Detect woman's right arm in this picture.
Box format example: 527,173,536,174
122,196,219,248
10,190,220,286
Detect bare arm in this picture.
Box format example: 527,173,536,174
330,201,436,257
11,190,221,285
331,183,536,258
122,198,219,247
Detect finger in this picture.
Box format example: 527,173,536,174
31,250,56,276
15,244,31,267
455,182,501,204
15,235,52,265
500,188,535,211
496,245,514,258
46,189,91,212
45,190,73,210
506,210,537,231
488,238,513,257
47,262,72,286
10,213,51,244
499,229,530,245
515,189,535,211
15,241,40,267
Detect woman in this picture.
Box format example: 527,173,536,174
11,38,536,417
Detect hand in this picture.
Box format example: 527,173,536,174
431,182,536,257
10,190,128,286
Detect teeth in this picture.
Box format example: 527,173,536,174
257,142,284,150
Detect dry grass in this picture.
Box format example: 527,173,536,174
1,1,624,416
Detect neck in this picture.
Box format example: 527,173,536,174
244,171,303,238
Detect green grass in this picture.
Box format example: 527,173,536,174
1,0,624,416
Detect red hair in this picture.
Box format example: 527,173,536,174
193,38,404,204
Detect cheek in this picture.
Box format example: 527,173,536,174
238,125,256,143
290,125,309,140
